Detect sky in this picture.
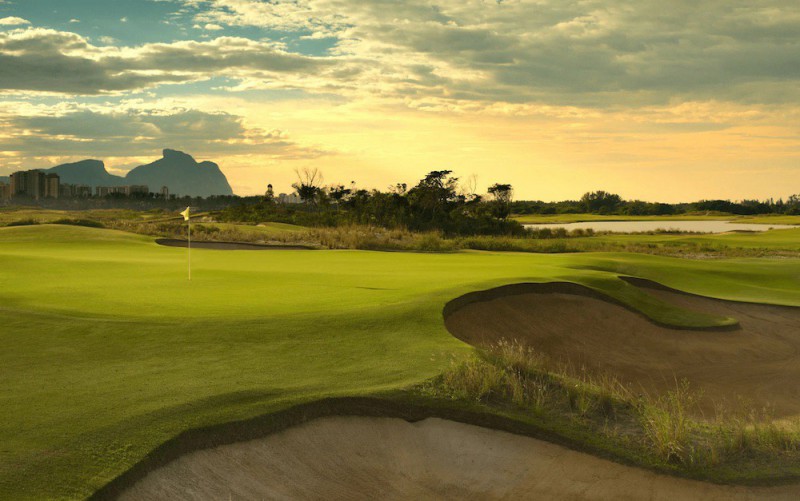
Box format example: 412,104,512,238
0,0,798,202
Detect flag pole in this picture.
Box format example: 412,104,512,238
180,206,192,281
187,214,191,281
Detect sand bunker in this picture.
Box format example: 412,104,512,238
119,416,797,500
445,280,800,417
155,238,312,250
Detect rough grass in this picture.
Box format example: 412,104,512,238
7,207,798,258
423,340,800,479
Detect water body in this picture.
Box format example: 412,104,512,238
523,220,795,234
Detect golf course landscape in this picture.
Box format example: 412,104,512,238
5,0,800,497
2,221,800,499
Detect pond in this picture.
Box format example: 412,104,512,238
522,220,795,234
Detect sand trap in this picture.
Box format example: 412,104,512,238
119,416,797,500
155,238,313,250
445,281,800,417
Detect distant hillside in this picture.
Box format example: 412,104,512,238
23,150,233,197
46,160,124,187
125,149,233,197
0,176,8,184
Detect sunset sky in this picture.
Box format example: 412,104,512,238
0,0,798,201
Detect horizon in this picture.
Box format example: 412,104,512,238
1,1,798,202
3,151,799,206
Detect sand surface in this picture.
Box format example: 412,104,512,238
445,282,800,417
120,416,798,500
155,238,312,250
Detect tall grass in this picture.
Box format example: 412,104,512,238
423,340,800,475
638,379,697,464
62,216,800,258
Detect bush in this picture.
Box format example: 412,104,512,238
6,218,39,227
52,218,105,228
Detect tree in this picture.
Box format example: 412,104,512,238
487,183,513,219
580,190,622,213
292,168,323,205
407,170,460,229
328,184,351,212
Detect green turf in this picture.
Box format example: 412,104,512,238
2,225,800,499
586,227,800,252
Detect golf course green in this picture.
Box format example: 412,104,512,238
2,224,800,499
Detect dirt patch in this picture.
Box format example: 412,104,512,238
155,238,314,250
119,416,798,500
445,281,800,417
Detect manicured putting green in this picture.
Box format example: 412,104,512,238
1,225,799,499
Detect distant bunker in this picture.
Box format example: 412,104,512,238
445,279,800,418
155,238,313,251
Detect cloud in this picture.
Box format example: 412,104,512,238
1,1,800,112
0,16,30,26
0,28,338,94
0,106,327,160
179,0,800,109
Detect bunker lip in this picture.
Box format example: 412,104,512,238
443,280,739,332
117,416,800,501
444,279,800,418
155,238,315,250
91,397,800,501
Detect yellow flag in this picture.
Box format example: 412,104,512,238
180,207,190,221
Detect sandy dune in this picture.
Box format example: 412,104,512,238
445,281,800,417
120,416,798,500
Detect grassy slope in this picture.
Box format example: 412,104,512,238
587,228,800,252
2,225,800,499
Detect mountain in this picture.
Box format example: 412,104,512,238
31,150,233,196
125,149,233,197
46,160,124,187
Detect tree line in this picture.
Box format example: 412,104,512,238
220,168,521,236
514,190,800,216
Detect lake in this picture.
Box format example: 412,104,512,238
523,220,795,234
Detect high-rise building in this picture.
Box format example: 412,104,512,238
59,184,92,198
129,185,149,196
45,174,59,199
96,185,150,197
9,170,59,199
0,182,10,201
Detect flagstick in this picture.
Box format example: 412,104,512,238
187,216,191,281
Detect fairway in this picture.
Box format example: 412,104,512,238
3,225,800,499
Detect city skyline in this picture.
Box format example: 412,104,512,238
1,1,799,202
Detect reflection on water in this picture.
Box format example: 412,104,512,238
523,220,794,234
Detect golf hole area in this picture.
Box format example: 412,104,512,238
114,279,800,499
